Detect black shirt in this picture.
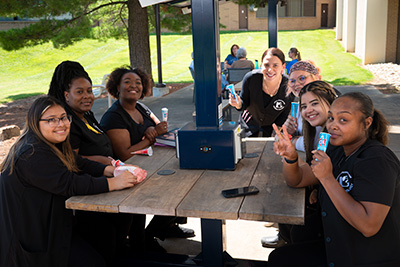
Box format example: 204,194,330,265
67,106,113,157
100,100,156,146
321,139,400,267
0,134,108,267
239,69,294,136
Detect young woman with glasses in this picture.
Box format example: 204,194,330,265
0,96,136,267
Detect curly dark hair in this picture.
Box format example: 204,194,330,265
48,61,92,104
106,66,152,99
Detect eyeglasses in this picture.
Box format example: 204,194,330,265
289,75,310,87
40,115,72,127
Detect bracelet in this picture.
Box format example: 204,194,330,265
284,156,298,164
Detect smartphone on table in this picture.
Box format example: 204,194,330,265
221,186,260,198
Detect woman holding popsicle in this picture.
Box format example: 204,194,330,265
100,66,168,162
229,47,294,137
268,92,400,267
284,60,323,152
263,81,338,249
0,96,137,267
101,66,195,252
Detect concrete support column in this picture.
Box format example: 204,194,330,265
356,0,388,64
343,0,357,52
336,0,344,40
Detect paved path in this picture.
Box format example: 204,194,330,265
92,84,400,263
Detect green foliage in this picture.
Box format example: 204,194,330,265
148,5,192,33
0,0,192,51
0,29,373,104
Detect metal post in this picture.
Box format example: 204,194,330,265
154,4,165,87
191,0,221,128
201,219,225,267
268,0,278,48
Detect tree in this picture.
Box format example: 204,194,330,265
0,0,191,75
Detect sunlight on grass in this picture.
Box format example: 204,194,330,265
0,29,373,103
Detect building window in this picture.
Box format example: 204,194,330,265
255,0,316,18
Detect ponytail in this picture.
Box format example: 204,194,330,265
369,109,389,145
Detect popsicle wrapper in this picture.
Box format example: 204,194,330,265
113,166,147,184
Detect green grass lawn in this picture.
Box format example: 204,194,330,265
0,29,373,104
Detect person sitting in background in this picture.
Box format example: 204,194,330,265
231,47,255,70
285,47,301,75
224,44,239,69
0,96,136,267
101,66,195,251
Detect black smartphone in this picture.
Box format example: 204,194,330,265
221,186,260,198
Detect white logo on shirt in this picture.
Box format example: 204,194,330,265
337,171,353,192
273,100,285,111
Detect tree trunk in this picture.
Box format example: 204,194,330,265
127,0,152,76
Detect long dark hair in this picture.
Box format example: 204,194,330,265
299,81,337,162
1,96,78,174
230,44,239,56
106,66,152,99
48,60,92,104
338,92,389,145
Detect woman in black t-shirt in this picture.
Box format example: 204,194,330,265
101,66,195,251
229,47,294,137
270,92,400,267
100,66,168,161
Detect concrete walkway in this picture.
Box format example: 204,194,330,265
92,84,400,263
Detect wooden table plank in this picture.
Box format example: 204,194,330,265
176,141,266,220
239,142,305,225
119,156,204,215
65,189,134,213
66,146,176,213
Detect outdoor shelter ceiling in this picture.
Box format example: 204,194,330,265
139,0,191,8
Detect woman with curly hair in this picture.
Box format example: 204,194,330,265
101,66,195,251
101,66,168,161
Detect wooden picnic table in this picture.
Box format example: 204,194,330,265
66,140,304,266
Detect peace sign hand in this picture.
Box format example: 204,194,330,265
272,124,297,161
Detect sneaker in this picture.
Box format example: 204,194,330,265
261,234,286,248
164,224,195,239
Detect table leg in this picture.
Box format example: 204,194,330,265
200,218,226,266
